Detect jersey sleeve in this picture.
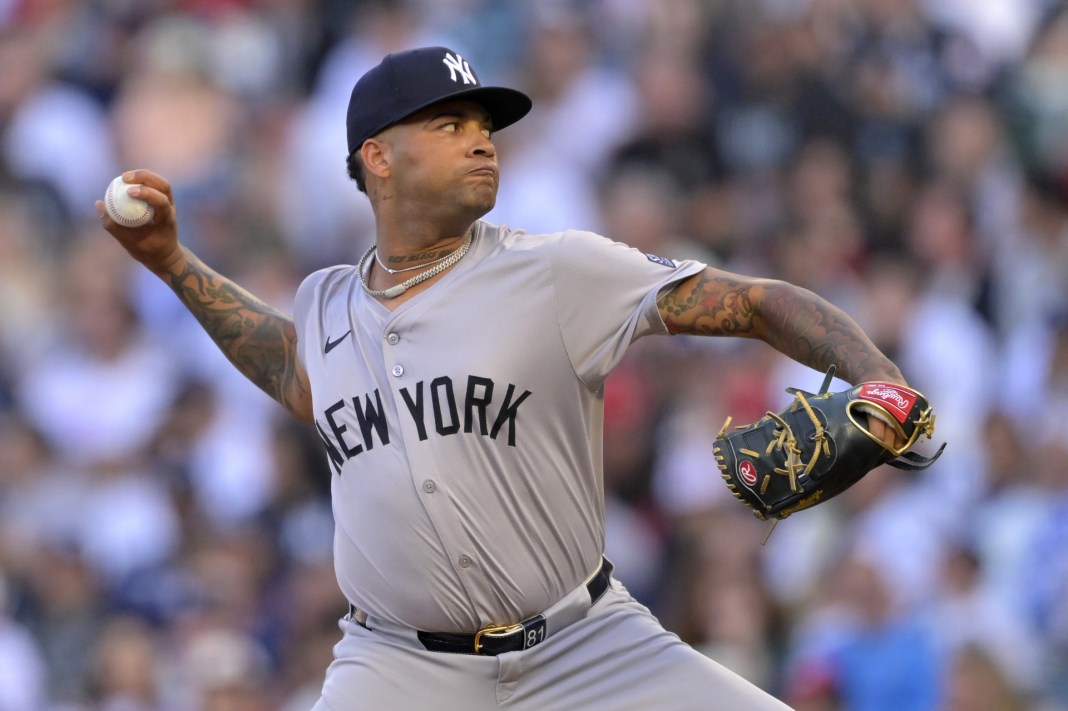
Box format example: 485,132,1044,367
292,266,345,373
545,230,705,387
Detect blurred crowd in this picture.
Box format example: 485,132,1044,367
0,0,1066,709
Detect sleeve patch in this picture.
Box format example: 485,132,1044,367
645,253,676,268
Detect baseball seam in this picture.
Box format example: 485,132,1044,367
106,184,153,227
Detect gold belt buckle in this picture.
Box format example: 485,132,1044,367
473,622,523,654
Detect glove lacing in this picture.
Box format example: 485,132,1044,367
763,391,829,494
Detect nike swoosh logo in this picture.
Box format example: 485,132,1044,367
324,329,352,354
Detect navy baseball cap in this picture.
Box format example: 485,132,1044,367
346,46,533,155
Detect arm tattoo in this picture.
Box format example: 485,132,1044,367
658,270,757,337
166,252,313,420
659,270,903,384
756,281,903,384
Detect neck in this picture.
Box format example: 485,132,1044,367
372,213,479,263
370,187,487,249
359,226,475,302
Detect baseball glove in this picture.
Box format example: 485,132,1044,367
713,367,944,524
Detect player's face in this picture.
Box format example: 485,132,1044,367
386,100,499,215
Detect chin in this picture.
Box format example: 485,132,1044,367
444,183,496,221
465,189,497,216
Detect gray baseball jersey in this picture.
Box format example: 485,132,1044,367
295,221,792,710
295,220,703,632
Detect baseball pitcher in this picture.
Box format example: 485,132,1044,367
98,47,940,711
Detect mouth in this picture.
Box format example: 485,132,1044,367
467,166,498,180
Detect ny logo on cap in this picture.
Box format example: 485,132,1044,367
442,52,477,85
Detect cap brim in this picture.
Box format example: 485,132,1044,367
442,86,532,133
358,86,532,148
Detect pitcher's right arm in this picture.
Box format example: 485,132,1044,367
96,170,313,423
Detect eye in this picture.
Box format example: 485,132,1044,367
481,127,492,138
441,122,459,132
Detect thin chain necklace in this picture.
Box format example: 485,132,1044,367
359,229,474,299
375,247,454,274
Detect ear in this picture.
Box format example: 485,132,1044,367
361,138,391,183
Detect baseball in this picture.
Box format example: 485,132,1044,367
104,175,154,228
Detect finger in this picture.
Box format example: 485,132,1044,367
866,417,891,446
124,183,170,216
95,200,122,231
121,169,174,200
869,417,904,449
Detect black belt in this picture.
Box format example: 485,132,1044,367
349,557,614,656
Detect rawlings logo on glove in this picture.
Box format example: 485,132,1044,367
713,367,944,529
860,383,916,417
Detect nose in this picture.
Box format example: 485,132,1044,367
471,126,495,157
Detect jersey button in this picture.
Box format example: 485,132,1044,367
386,333,400,345
422,480,437,494
391,365,404,377
458,555,473,569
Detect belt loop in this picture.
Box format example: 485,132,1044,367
589,556,613,603
347,605,370,629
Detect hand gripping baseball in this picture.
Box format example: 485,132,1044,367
104,175,155,227
95,170,183,275
713,366,945,525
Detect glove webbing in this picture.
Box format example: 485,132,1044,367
764,391,828,494
717,390,829,497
